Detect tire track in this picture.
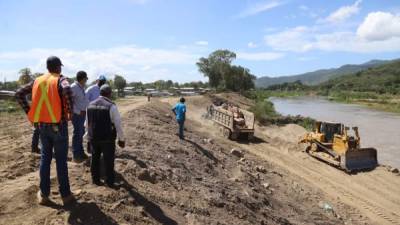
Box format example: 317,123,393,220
245,139,400,225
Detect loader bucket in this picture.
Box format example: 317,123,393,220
340,148,378,171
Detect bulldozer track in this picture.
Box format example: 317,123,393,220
243,140,400,225
336,184,400,224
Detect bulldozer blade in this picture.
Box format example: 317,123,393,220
340,148,378,171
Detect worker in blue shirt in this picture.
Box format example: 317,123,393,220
86,75,107,103
172,97,186,139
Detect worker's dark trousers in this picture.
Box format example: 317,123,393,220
90,141,115,185
72,113,85,158
177,119,185,139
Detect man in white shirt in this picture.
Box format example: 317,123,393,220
86,85,125,187
70,71,90,162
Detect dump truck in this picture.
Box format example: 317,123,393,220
208,105,255,140
300,121,378,172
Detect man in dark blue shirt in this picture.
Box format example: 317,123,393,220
172,97,186,139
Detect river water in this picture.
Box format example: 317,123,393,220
270,97,400,168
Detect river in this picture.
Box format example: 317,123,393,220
270,97,400,168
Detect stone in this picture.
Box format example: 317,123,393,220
230,148,244,158
256,166,267,173
262,183,270,189
111,199,125,210
390,167,399,173
138,206,147,217
138,169,154,183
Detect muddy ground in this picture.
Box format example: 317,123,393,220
0,94,399,225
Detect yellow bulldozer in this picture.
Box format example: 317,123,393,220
300,121,377,172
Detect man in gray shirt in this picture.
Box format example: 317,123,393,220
71,71,89,162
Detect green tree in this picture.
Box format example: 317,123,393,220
224,66,255,92
166,80,174,89
18,68,33,85
114,75,127,97
196,49,236,88
197,50,254,92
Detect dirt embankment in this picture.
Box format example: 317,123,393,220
0,94,398,225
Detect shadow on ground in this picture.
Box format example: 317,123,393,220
116,172,178,225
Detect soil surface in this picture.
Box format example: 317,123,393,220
0,94,398,225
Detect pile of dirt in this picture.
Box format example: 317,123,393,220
0,99,358,224
0,112,39,182
213,93,255,109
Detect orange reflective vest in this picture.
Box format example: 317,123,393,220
28,73,62,123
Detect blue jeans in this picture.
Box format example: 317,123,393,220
32,127,41,150
177,119,184,139
39,122,71,198
72,113,85,157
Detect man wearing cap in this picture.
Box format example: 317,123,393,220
15,56,76,205
86,85,125,187
86,75,107,103
70,71,89,162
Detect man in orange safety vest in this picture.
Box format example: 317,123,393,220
15,56,76,206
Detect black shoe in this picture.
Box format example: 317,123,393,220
31,148,41,154
81,152,89,160
73,153,89,163
93,180,102,186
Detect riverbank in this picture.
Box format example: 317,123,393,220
261,90,400,114
327,91,400,114
242,91,315,130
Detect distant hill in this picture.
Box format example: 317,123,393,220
255,59,395,88
319,59,400,94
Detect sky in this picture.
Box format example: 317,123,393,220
0,0,399,83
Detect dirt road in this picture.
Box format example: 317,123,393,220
173,95,400,225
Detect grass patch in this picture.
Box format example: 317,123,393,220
0,100,20,113
249,100,279,124
246,91,316,130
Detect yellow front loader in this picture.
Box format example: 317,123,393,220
300,121,377,172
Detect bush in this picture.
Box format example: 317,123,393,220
249,100,279,124
0,100,19,113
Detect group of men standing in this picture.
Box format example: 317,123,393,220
15,56,125,206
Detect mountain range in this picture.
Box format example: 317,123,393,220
255,59,396,88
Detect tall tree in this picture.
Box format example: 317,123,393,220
114,75,127,96
196,49,236,88
18,68,33,85
197,50,254,92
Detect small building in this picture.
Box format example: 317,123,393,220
0,90,16,100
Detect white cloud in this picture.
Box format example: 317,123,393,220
237,52,284,61
264,22,400,53
238,1,284,18
357,11,400,41
299,5,309,11
325,0,362,23
195,41,209,46
247,42,258,48
264,26,314,52
0,46,200,82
